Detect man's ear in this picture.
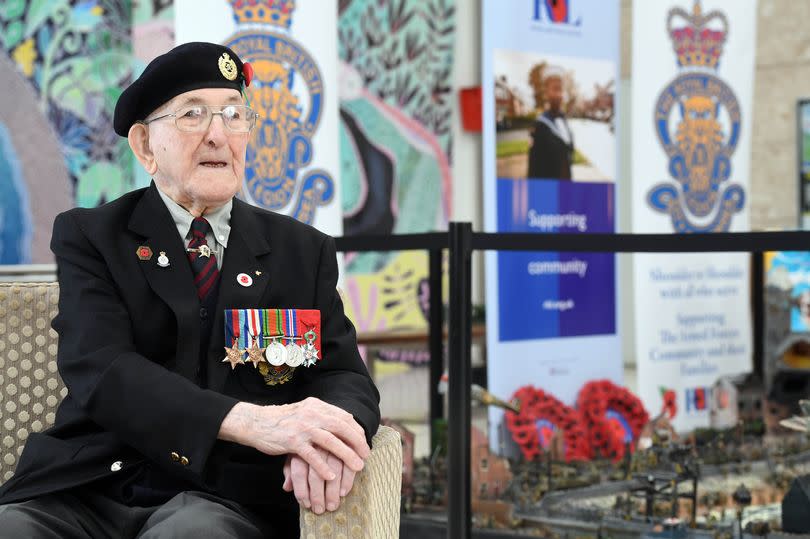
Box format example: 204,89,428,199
128,123,157,175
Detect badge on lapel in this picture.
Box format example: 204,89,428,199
223,308,322,385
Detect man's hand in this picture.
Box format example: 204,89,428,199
218,397,369,481
282,451,357,514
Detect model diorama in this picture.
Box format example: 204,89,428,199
402,383,810,537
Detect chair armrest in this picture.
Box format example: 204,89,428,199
300,425,402,537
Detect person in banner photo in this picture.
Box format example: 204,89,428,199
527,67,575,180
0,42,380,538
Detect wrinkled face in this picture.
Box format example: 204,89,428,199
145,88,249,209
545,76,563,112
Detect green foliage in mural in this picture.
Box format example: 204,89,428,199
0,0,160,208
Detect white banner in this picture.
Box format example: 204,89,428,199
175,0,342,236
631,0,756,431
483,0,622,455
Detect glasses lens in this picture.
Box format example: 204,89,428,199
222,105,255,132
175,106,209,131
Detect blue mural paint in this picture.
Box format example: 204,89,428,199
0,122,32,263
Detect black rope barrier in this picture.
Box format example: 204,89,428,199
334,231,447,252
472,230,810,252
332,225,808,539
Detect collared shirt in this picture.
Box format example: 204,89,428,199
156,185,231,270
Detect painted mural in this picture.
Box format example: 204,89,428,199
338,0,455,332
0,0,173,264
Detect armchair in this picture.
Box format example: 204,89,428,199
0,282,401,538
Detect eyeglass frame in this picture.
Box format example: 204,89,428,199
140,104,258,133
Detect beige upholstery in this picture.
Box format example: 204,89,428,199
0,282,402,537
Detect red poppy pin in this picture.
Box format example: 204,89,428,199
243,62,254,87
136,246,153,261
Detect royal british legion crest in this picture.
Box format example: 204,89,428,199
226,0,334,224
648,1,745,233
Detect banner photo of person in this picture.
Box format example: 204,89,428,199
483,0,624,458
631,0,756,433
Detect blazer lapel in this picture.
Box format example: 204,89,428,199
207,199,273,392
128,183,201,383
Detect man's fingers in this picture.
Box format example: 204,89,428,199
291,456,311,508
301,398,369,458
324,453,342,511
310,429,365,472
282,456,293,492
339,463,357,498
308,459,327,515
298,443,337,481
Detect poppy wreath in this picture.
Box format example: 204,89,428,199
505,385,592,462
576,380,649,461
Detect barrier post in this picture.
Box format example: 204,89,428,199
447,222,472,539
429,248,444,454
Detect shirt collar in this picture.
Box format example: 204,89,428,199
155,185,231,248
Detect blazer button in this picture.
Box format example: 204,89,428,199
110,461,123,472
179,456,190,466
170,451,180,462
199,307,208,319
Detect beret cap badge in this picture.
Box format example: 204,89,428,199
218,52,238,81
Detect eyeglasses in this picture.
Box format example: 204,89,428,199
143,104,258,133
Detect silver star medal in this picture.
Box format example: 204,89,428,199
303,330,319,367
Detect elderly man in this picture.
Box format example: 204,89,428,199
0,42,380,538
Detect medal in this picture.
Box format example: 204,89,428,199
303,328,319,367
245,337,265,368
265,309,288,366
245,310,265,368
265,340,287,366
223,310,247,369
222,338,244,369
286,342,304,367
223,308,321,382
284,309,304,367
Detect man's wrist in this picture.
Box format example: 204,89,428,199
218,401,260,445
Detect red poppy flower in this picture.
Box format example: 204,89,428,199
243,62,254,87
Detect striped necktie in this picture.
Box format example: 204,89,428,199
187,217,219,300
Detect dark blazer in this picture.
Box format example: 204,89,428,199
0,183,380,508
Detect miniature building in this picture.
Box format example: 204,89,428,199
782,474,810,533
470,426,512,502
735,379,764,425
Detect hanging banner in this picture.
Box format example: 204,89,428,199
482,0,622,452
631,0,756,432
175,0,342,236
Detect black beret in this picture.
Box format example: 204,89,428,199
114,42,247,137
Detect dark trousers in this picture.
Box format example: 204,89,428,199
0,488,295,538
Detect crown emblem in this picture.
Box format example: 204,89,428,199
229,0,295,29
666,1,728,70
